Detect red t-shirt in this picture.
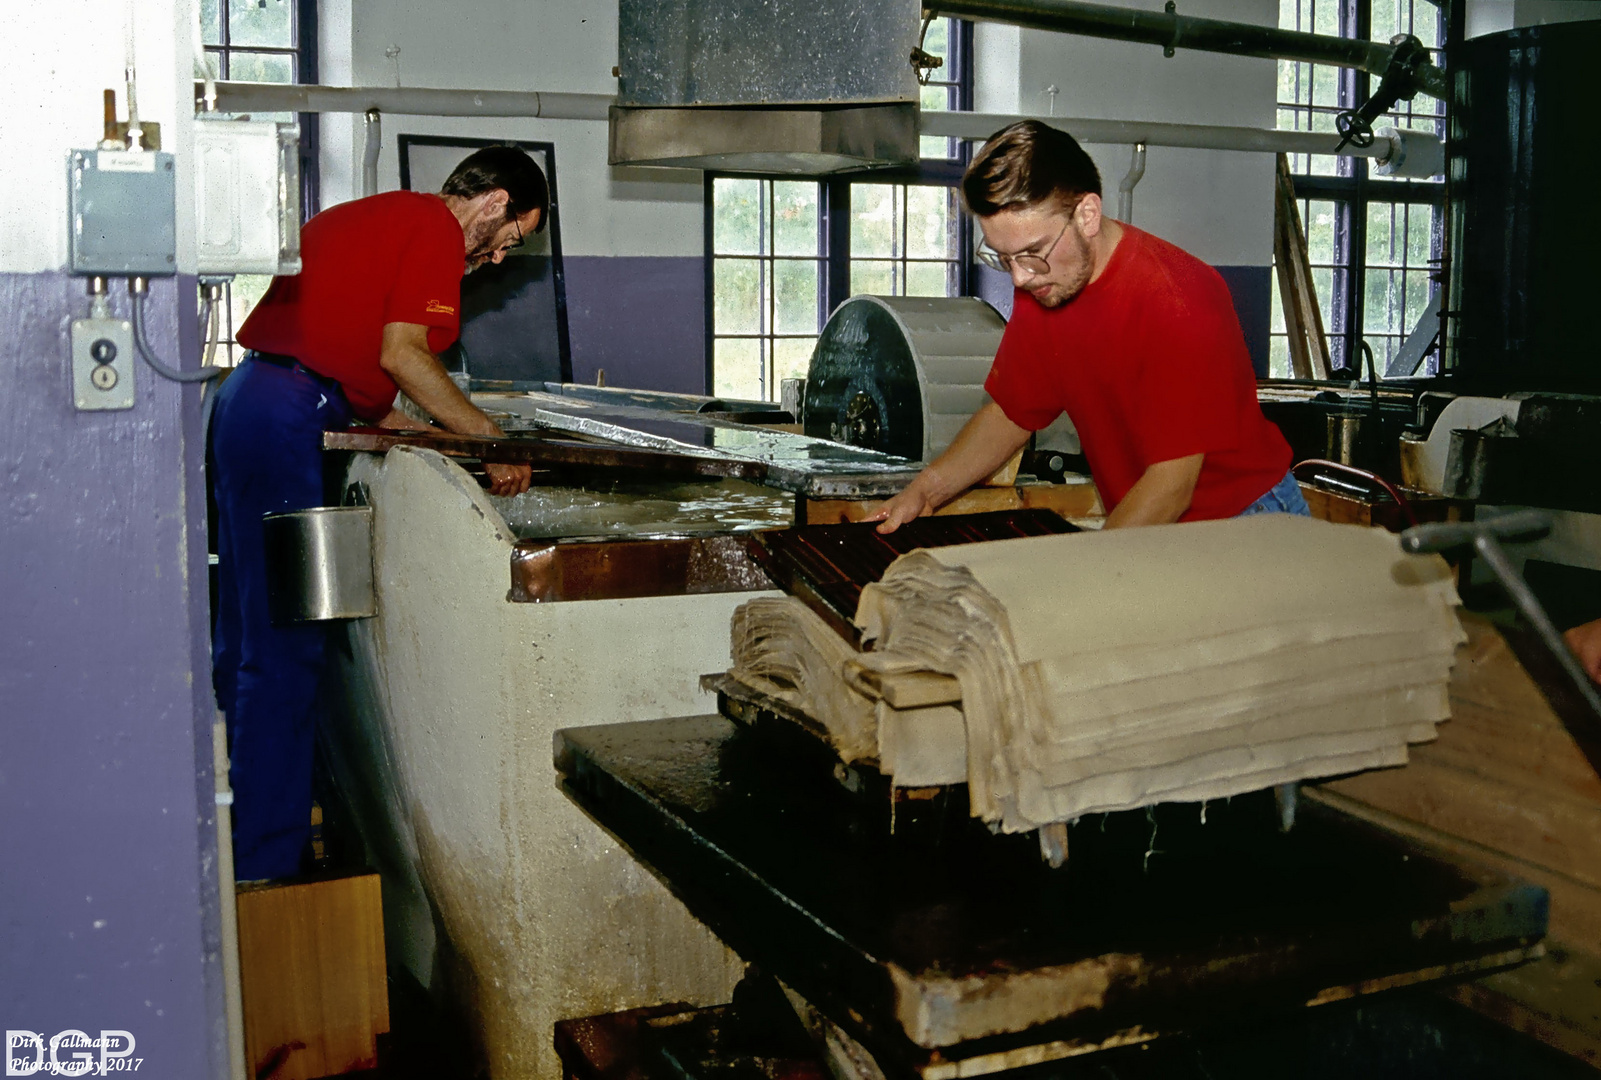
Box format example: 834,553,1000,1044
985,224,1290,521
238,190,466,420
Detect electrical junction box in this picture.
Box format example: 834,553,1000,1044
195,119,302,276
70,314,135,411
68,149,177,275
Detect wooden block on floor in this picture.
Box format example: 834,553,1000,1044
237,872,389,1080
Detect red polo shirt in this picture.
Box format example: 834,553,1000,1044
238,190,465,420
985,224,1290,520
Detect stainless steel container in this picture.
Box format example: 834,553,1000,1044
262,506,375,624
1326,412,1365,466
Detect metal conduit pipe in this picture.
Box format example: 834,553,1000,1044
1116,141,1146,222
209,81,616,120
362,109,381,198
923,0,1447,99
919,109,1406,161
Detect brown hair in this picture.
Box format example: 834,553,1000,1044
441,145,551,233
961,120,1102,218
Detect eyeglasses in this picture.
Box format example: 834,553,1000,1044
975,219,1070,276
501,213,526,254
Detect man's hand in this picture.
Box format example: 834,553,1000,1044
867,403,1031,535
484,462,533,497
1565,618,1601,684
866,471,942,534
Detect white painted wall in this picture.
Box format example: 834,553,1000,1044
324,0,702,257
991,0,1280,267
1468,0,1601,37
2,0,198,273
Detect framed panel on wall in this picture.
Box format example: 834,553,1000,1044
398,135,573,386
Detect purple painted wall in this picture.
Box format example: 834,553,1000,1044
1,273,226,1077
563,256,706,394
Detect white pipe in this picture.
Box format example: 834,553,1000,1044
1116,141,1146,222
124,0,142,148
919,109,1410,163
212,81,615,121
362,109,381,198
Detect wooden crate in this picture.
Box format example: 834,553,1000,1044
236,872,389,1080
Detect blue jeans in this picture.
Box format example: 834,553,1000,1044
1237,470,1311,517
210,354,352,879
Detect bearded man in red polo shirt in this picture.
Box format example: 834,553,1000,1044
211,145,543,880
873,121,1304,533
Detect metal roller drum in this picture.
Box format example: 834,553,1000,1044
803,296,1005,463
803,294,1080,465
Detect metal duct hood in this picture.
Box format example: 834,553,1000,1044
609,0,921,173
608,104,918,174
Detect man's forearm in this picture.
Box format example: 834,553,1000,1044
910,402,1031,508
1103,454,1203,528
382,343,502,437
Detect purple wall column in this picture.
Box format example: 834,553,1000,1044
0,273,227,1078
563,256,706,394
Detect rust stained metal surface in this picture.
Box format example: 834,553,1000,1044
749,509,1077,643
324,426,769,482
555,714,1549,1078
510,534,776,603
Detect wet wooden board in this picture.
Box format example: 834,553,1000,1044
556,714,1547,1080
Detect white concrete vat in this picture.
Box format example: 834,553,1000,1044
330,445,780,1078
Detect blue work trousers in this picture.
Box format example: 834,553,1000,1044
209,355,352,880
1237,470,1312,517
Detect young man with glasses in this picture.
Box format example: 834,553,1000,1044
873,121,1304,533
211,144,547,881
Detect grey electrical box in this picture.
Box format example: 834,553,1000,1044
68,149,177,275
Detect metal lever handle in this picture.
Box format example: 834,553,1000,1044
1399,509,1552,555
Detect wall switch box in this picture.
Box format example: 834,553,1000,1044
68,149,177,275
71,316,136,411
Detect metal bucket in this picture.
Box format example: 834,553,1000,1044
1325,411,1366,466
262,506,375,624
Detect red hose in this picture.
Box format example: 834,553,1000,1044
1292,459,1420,528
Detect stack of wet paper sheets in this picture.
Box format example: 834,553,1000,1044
731,515,1464,834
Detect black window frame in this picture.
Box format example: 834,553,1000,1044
703,19,975,398
1274,0,1448,377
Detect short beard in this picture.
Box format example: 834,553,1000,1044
463,216,503,271
1030,227,1094,309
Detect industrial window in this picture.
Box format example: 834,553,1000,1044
1270,0,1446,379
707,18,971,401
849,184,967,299
200,0,318,365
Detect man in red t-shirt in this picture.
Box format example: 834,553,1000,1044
211,145,547,880
874,121,1302,533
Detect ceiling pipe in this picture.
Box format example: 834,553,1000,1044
207,81,615,121
923,0,1448,100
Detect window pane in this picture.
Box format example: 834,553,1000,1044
1312,266,1336,329
905,261,950,297
201,0,222,45
1366,201,1399,266
229,0,294,49
905,186,951,260
713,178,762,255
851,260,897,296
1365,267,1400,334
920,135,952,159
772,182,820,257
229,274,274,338
773,260,820,334
1304,201,1338,266
1270,272,1286,334
1371,0,1397,43
772,338,815,391
1269,336,1292,379
715,258,762,335
1406,206,1435,266
850,185,897,259
227,51,294,83
714,338,763,401
1405,270,1434,330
